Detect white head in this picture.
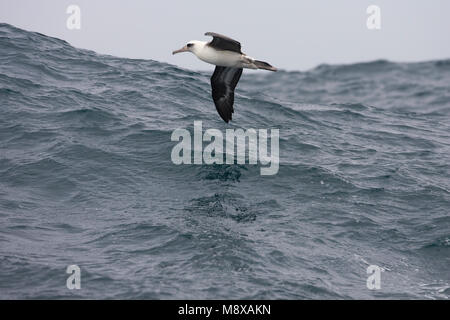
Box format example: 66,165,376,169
172,40,205,56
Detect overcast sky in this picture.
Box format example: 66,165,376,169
1,0,449,71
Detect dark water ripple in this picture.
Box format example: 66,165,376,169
0,23,449,299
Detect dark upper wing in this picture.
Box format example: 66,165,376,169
210,66,243,123
205,32,242,53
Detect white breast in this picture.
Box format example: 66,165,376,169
194,44,243,68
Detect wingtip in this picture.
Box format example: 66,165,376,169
222,116,231,123
220,115,231,123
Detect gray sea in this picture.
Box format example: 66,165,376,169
0,23,449,299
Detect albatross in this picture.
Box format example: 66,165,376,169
172,32,277,123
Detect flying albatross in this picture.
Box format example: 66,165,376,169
172,32,277,123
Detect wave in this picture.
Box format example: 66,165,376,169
1,22,450,299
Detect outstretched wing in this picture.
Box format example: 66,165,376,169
210,66,243,123
205,32,242,53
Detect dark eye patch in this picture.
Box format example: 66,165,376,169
187,43,193,48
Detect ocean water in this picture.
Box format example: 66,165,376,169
1,22,449,299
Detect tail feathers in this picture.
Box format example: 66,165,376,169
254,60,277,72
